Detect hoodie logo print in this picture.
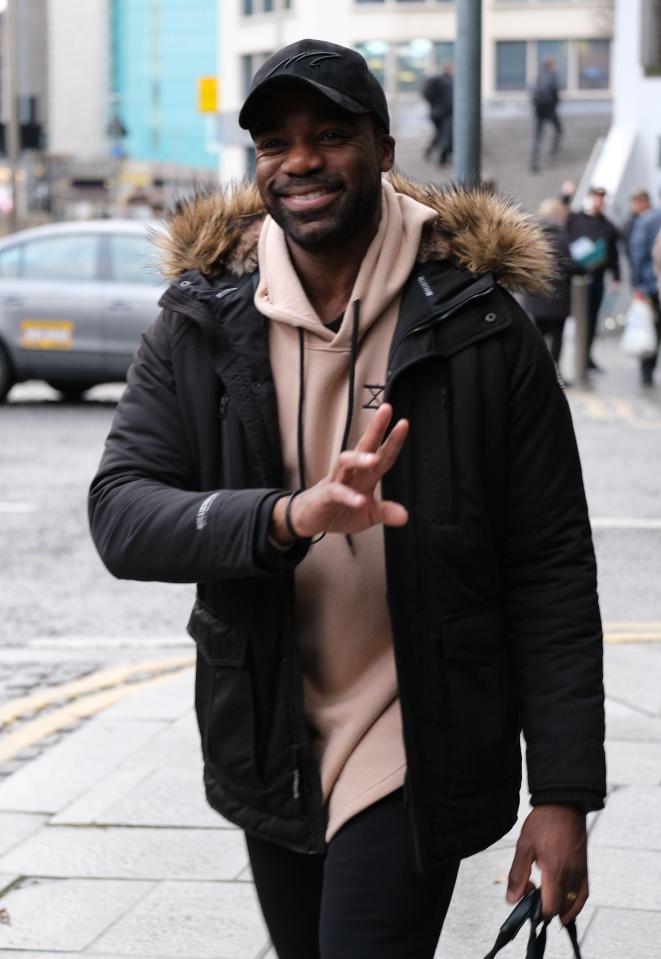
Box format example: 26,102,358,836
363,383,385,410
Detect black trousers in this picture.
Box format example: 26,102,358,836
587,271,605,357
531,108,562,169
245,789,460,959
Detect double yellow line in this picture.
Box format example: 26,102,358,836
0,656,194,765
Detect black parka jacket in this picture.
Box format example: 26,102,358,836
89,177,606,872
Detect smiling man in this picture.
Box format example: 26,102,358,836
89,39,605,959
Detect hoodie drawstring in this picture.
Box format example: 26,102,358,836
296,301,361,555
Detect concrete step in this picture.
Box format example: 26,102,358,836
396,111,611,212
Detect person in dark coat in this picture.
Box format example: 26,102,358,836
566,185,622,371
89,40,605,959
530,55,562,173
629,201,661,385
523,198,577,365
622,188,652,256
422,62,453,166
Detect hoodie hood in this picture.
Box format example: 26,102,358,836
154,172,554,294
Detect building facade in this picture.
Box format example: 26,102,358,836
589,0,661,223
111,0,219,173
45,0,219,217
219,0,614,180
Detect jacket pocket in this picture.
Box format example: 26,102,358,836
441,606,518,793
187,598,247,666
188,599,261,789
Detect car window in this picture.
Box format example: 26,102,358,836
21,234,98,282
0,245,21,277
109,233,161,285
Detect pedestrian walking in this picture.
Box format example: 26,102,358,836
628,198,661,385
522,198,576,367
89,39,605,959
422,62,453,166
622,187,652,255
530,55,562,173
567,185,622,372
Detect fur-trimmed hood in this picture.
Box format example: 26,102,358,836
154,172,553,293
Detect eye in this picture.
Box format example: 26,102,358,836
256,137,285,153
319,129,349,143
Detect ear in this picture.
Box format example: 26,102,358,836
379,134,396,173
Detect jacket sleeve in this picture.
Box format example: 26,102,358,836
628,215,647,290
502,306,605,812
88,313,308,584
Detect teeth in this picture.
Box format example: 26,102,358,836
287,190,329,200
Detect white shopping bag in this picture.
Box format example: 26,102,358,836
620,297,657,359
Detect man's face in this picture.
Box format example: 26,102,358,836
632,196,650,216
590,192,606,214
252,84,395,252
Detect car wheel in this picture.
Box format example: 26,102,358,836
46,381,92,403
0,342,15,403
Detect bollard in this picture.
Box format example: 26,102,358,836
571,276,590,385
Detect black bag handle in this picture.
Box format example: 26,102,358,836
483,889,582,959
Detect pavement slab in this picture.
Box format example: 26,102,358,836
587,846,661,911
0,720,165,814
605,740,661,786
0,825,248,881
89,880,269,959
51,765,226,829
606,698,661,742
0,813,46,857
100,669,194,722
117,710,201,768
580,907,661,957
603,645,661,717
590,785,661,851
0,877,153,951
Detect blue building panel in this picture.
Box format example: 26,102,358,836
111,0,218,170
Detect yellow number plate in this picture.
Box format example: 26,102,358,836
19,320,74,350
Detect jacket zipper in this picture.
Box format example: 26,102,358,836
385,284,496,400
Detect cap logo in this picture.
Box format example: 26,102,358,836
263,50,342,80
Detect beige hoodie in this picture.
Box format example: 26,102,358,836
254,180,437,840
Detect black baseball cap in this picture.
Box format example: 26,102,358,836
239,39,390,133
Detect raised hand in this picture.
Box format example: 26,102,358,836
270,403,409,544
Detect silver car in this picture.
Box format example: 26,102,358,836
0,219,166,401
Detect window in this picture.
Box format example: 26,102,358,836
396,38,433,92
496,41,527,91
241,0,289,14
536,40,568,89
434,42,455,70
0,245,21,278
354,41,389,86
21,235,98,282
495,39,611,94
108,235,160,285
641,0,661,75
577,39,610,90
242,52,275,95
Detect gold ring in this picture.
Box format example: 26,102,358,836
565,891,578,902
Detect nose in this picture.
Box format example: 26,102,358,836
280,139,323,176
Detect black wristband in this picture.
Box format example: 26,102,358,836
284,488,304,540
284,488,326,545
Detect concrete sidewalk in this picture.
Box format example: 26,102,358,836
0,637,660,958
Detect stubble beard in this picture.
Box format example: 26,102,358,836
265,179,382,253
